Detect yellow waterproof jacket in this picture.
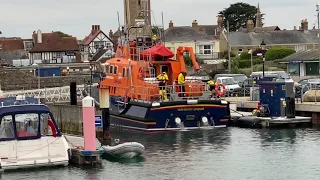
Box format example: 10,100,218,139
178,73,185,84
207,80,215,85
157,74,168,81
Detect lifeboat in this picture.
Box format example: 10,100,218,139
98,25,231,132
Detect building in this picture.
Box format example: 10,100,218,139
219,5,319,55
124,0,151,36
79,25,114,62
29,30,79,64
164,19,224,63
0,37,33,65
279,49,320,77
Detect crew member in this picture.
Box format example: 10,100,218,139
207,79,215,91
152,34,157,45
178,71,186,97
157,72,169,100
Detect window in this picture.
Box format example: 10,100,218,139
295,45,307,52
106,43,112,49
199,45,213,55
125,105,148,118
56,52,61,59
109,65,114,74
40,113,54,136
104,65,109,73
114,66,118,74
126,68,130,77
0,115,14,139
122,67,127,77
94,41,105,49
15,113,39,138
138,0,141,5
23,41,34,50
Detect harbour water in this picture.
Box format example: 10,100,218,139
2,127,320,180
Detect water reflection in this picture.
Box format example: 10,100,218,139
108,128,232,156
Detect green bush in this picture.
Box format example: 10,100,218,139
264,47,295,61
239,52,250,60
231,58,263,69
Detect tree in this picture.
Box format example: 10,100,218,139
218,2,265,32
55,31,71,37
264,47,296,61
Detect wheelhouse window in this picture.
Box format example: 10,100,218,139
15,113,39,137
114,66,118,74
122,67,127,77
126,68,130,77
125,105,148,118
109,65,114,74
0,115,15,139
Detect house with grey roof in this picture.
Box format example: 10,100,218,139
163,19,225,66
279,49,320,77
219,5,319,56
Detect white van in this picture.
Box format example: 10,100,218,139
216,77,241,93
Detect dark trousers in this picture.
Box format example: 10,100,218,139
179,84,185,97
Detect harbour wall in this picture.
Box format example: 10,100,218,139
47,104,104,136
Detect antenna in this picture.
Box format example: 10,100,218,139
317,4,320,29
161,11,165,45
117,11,124,58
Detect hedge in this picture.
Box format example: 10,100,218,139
264,47,296,61
233,58,263,68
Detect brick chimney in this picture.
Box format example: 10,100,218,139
109,29,113,39
192,20,199,29
91,25,101,34
247,20,254,32
300,19,308,31
169,20,173,28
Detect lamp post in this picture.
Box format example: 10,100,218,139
249,49,253,73
260,40,267,77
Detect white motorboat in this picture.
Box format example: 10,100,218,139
0,96,70,172
102,140,145,158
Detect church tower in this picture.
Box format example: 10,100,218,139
123,0,152,36
255,3,262,28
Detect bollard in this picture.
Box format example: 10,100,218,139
99,88,111,140
82,96,96,151
70,82,77,105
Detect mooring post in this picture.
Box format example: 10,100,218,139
70,82,77,105
99,87,111,140
82,96,96,151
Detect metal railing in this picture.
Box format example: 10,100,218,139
4,83,99,102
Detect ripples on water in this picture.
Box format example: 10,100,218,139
3,127,320,180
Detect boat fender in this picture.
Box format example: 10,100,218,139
115,139,120,144
48,120,57,137
139,67,145,79
215,83,226,97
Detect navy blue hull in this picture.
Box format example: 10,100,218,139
109,99,231,132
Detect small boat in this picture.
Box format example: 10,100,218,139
0,95,70,172
102,140,145,158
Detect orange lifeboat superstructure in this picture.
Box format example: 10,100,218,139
99,36,207,102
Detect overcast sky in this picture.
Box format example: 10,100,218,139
0,0,319,39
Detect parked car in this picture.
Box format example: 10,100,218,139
214,74,248,87
297,78,320,94
216,77,241,96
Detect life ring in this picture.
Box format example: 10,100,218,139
48,120,57,137
139,67,145,79
215,83,226,96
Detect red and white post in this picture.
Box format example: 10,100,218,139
82,96,96,151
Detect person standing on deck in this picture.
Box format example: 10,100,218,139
157,72,169,100
178,72,186,97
